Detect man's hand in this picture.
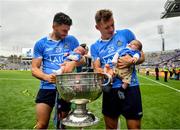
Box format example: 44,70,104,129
32,58,57,83
61,61,76,73
136,51,145,64
104,64,114,77
117,55,133,69
94,68,104,73
92,59,104,73
44,74,56,83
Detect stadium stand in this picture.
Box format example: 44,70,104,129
0,55,31,70
139,49,180,80
142,49,180,67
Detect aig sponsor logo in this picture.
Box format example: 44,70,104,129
49,53,65,64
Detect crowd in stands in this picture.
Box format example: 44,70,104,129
143,49,180,67
139,49,180,80
0,56,31,70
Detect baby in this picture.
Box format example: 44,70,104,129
105,40,142,90
65,44,88,62
53,44,88,75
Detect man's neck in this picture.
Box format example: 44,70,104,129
100,33,115,41
50,32,61,41
101,36,111,41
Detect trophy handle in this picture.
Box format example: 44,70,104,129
101,73,111,87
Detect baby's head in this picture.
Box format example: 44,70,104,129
74,44,89,55
128,40,142,51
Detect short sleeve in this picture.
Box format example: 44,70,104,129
125,29,136,43
90,44,99,61
69,35,79,50
33,40,44,59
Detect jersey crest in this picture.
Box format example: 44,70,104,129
117,40,123,47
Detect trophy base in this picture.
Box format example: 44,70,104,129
62,112,99,127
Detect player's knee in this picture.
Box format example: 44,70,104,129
127,120,141,129
35,122,48,129
128,124,141,129
104,116,118,129
106,123,118,129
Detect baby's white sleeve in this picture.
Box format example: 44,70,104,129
67,55,79,61
112,52,119,64
133,53,140,60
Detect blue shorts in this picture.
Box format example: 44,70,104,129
102,86,143,119
35,89,71,112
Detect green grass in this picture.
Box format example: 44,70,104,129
138,74,180,129
0,70,180,129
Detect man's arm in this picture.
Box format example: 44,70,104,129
31,58,56,83
136,51,145,64
92,59,104,73
117,51,145,69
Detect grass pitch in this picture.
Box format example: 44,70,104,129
0,70,180,129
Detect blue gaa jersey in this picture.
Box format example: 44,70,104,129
119,47,141,58
33,35,79,89
90,29,139,88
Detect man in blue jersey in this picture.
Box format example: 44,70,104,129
32,12,84,129
90,9,145,129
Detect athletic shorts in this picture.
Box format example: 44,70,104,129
102,86,143,119
35,89,71,112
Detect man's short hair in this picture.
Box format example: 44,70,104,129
53,12,72,26
95,9,113,24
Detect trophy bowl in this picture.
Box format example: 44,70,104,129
56,72,110,128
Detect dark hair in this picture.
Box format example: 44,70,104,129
137,40,142,51
53,12,72,26
134,40,142,51
80,43,89,52
95,9,113,24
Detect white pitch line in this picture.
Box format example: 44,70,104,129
0,78,37,81
140,83,160,86
139,75,180,93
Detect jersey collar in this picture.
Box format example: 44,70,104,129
98,31,117,43
47,34,61,43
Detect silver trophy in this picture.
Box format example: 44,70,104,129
56,72,110,128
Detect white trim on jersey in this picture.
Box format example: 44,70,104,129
112,52,119,64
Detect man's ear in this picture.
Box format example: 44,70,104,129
95,24,99,30
52,24,55,29
52,23,58,30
